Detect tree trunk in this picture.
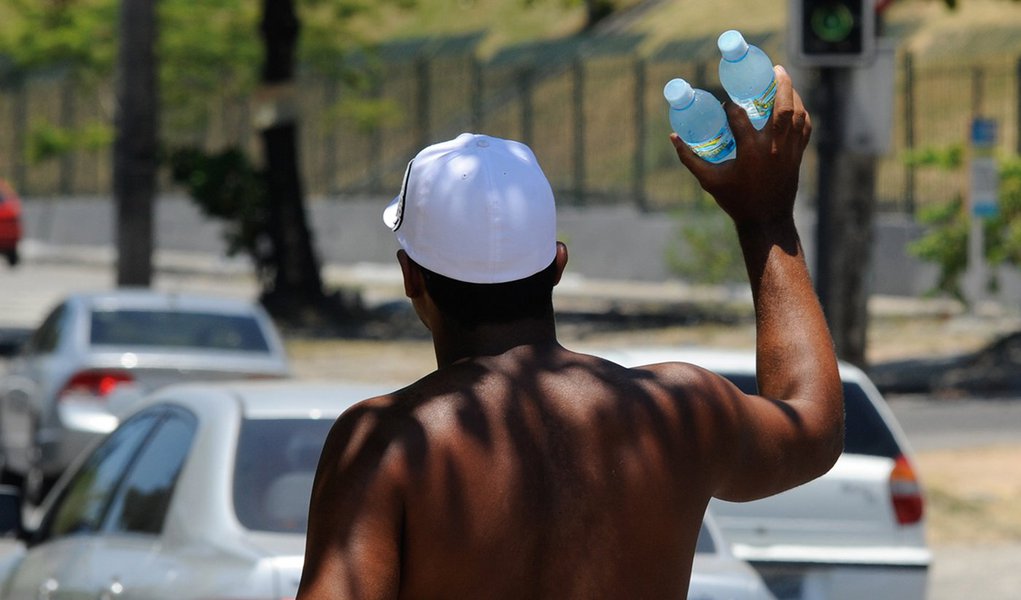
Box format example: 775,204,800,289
813,68,875,368
257,0,325,315
114,0,158,287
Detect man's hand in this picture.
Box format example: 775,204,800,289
670,65,811,226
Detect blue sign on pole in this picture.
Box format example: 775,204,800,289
971,118,997,148
970,118,998,218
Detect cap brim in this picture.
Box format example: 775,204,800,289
382,195,401,230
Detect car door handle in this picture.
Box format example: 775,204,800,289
97,578,125,600
37,578,58,600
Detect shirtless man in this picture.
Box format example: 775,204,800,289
298,65,843,599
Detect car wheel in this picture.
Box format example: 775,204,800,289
3,248,17,267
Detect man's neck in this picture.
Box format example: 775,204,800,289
432,318,560,369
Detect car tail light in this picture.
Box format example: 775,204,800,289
889,454,924,525
58,369,134,401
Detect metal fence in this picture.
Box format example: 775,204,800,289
2,33,1020,215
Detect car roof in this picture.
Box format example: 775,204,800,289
66,289,266,315
586,345,870,384
139,380,399,421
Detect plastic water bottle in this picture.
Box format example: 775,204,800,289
717,30,776,130
663,78,735,163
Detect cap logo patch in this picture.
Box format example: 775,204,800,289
391,159,413,231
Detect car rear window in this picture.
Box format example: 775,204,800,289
233,418,334,533
721,374,902,459
90,309,270,352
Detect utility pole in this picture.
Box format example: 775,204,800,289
114,0,158,287
790,0,885,367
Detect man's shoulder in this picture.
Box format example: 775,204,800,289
572,350,717,385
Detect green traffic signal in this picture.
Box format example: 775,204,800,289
791,0,874,66
810,2,856,43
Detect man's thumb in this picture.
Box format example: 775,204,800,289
670,133,707,178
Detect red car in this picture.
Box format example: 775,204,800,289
0,177,23,266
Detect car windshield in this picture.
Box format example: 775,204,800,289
89,309,270,352
233,418,334,533
722,375,902,459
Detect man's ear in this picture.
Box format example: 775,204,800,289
552,241,569,286
397,250,425,299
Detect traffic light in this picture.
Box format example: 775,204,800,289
789,0,876,67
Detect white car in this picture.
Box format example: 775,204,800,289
0,290,291,502
0,380,773,600
589,346,930,600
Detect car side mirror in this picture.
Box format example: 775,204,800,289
0,485,24,538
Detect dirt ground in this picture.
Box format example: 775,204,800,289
285,309,1021,548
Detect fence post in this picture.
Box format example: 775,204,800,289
572,58,585,204
518,66,534,148
971,65,984,119
415,57,431,151
369,75,383,194
1016,56,1021,155
13,84,27,195
323,78,339,194
60,77,76,195
903,51,915,215
632,58,647,210
470,57,484,132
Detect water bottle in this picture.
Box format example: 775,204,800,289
663,78,736,163
717,30,776,130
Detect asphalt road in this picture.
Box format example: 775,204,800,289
888,395,1021,452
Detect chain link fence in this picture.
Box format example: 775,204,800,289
2,33,1019,215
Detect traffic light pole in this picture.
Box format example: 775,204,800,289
813,67,848,314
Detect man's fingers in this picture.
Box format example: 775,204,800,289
724,101,756,152
670,133,709,178
790,83,811,140
770,65,796,133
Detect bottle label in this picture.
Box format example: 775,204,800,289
739,77,777,121
691,124,736,163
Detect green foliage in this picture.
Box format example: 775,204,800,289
902,143,964,170
25,121,73,164
909,196,970,300
0,0,116,82
1,0,407,133
986,156,1021,265
159,0,261,132
908,148,1021,302
25,121,113,164
168,147,273,280
666,194,746,285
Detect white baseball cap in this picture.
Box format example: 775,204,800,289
383,133,557,284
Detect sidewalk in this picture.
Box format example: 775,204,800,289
20,238,994,323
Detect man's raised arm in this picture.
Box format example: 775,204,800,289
672,65,844,501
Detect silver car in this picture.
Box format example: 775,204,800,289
589,346,931,600
0,290,290,502
0,380,772,600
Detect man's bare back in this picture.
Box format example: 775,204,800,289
298,67,843,599
356,348,718,598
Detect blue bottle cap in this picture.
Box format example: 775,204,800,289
718,30,749,62
663,78,694,109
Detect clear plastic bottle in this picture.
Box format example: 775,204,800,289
717,29,776,130
663,78,735,163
